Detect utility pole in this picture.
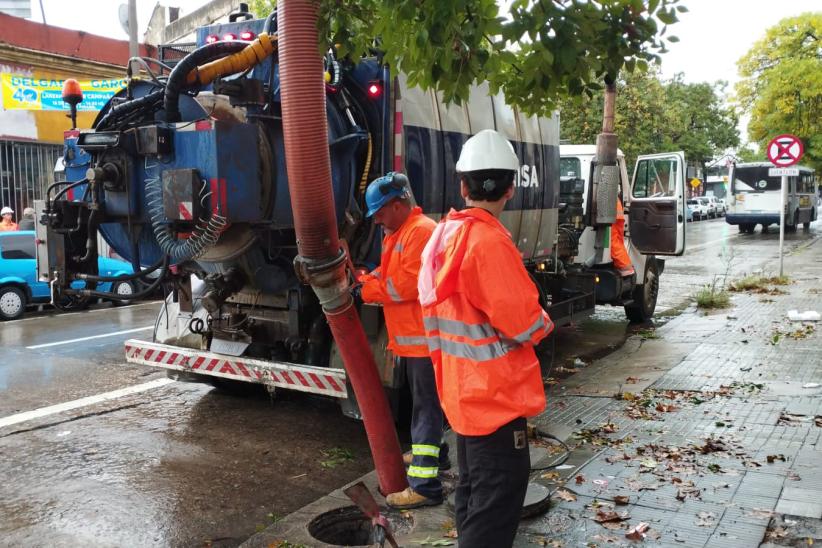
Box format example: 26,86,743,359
128,0,139,75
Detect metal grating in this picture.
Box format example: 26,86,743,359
0,140,63,218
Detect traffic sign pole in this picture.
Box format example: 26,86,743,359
779,174,786,277
767,134,804,278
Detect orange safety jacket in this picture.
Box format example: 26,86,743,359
360,207,436,357
0,220,18,232
418,207,554,436
610,198,632,270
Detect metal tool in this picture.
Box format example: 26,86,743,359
343,481,399,548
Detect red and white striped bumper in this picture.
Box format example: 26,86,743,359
124,339,348,398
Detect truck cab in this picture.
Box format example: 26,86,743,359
560,145,687,322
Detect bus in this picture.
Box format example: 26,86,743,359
726,162,818,234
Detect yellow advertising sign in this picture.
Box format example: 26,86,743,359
1,74,126,111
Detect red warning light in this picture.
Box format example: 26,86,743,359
206,34,219,44
240,31,256,41
222,33,237,41
367,82,383,99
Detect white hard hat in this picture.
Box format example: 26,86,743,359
1,207,13,215
456,129,519,173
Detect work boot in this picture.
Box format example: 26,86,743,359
385,487,442,509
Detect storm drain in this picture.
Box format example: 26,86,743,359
308,505,410,546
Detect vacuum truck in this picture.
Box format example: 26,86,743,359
36,8,687,419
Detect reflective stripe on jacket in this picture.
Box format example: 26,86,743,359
360,207,436,357
418,207,553,436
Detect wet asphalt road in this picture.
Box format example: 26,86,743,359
0,217,819,547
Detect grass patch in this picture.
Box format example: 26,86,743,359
729,274,791,293
695,286,731,309
319,447,354,468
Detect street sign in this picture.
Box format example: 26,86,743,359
769,168,799,177
689,178,701,189
767,134,804,167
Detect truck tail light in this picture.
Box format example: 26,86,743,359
367,81,383,99
240,31,255,41
206,34,219,44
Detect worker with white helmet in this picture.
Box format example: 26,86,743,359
418,129,554,547
0,207,18,232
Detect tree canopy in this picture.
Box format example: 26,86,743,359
558,69,739,171
251,0,684,116
736,13,822,171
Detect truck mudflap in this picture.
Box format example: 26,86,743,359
124,339,348,398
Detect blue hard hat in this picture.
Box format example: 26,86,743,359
365,172,410,217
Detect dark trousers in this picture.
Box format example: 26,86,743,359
455,417,530,548
405,356,446,499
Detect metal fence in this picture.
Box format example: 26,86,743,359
0,140,63,219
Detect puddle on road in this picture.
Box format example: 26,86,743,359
0,383,374,547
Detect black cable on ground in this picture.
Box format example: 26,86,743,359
529,428,571,472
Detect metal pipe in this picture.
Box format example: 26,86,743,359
277,0,407,495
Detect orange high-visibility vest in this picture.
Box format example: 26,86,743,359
418,207,553,436
360,207,436,357
610,198,632,270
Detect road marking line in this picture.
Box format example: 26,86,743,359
687,234,740,252
0,378,176,429
26,326,154,349
2,301,163,325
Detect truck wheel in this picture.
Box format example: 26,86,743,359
786,211,799,233
111,280,136,306
0,286,26,321
624,259,659,323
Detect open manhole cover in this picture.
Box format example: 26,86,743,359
308,505,413,546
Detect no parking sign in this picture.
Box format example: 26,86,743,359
767,134,804,167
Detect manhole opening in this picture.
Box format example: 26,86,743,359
307,506,378,546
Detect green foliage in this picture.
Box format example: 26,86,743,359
695,286,730,310
736,145,763,163
559,68,739,169
319,446,354,468
249,0,683,116
736,13,822,172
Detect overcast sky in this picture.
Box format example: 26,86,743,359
28,0,821,144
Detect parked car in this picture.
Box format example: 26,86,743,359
687,198,707,220
0,231,134,320
708,196,726,217
698,197,717,219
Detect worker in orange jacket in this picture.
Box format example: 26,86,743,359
611,197,635,276
418,130,554,547
357,172,448,509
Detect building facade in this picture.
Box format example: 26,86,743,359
0,12,151,218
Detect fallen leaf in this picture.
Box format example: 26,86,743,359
788,471,802,481
541,471,561,481
745,509,776,519
591,534,620,544
707,463,722,473
766,454,786,464
614,496,630,506
593,479,609,487
594,510,630,524
575,475,586,484
655,403,678,413
555,489,577,502
444,528,458,539
640,458,658,470
625,522,650,541
625,376,640,384
695,511,717,527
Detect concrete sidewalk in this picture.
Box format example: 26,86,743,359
245,236,822,547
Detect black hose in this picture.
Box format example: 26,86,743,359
263,10,277,33
74,257,169,300
75,255,166,282
529,429,571,472
96,88,165,130
164,40,247,123
48,179,88,205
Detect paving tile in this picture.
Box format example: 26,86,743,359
774,499,822,519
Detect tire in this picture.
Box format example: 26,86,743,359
786,211,799,233
0,286,26,321
624,258,659,323
739,224,755,234
111,279,136,305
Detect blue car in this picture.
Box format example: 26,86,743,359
0,231,135,320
